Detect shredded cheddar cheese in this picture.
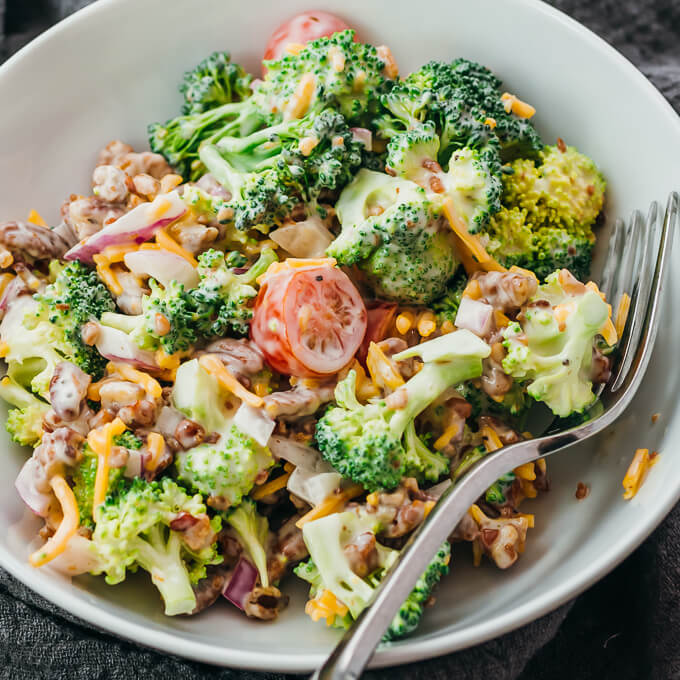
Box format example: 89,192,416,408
106,362,162,399
442,198,505,272
198,354,264,408
93,254,124,296
494,310,511,328
305,589,349,626
155,228,198,267
100,244,140,263
88,418,126,512
296,484,364,528
615,293,631,339
0,246,13,269
286,73,316,119
285,42,306,55
599,317,618,347
623,448,650,500
27,209,48,227
0,343,9,359
463,280,482,300
481,425,503,452
366,341,404,392
500,92,536,119
29,475,79,567
145,432,165,472
251,471,292,500
434,422,463,451
509,265,538,281
257,257,336,284
514,462,536,481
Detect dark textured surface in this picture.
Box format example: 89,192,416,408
1,1,679,678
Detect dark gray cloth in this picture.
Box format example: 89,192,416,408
1,1,679,678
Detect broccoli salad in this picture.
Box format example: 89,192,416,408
0,13,619,636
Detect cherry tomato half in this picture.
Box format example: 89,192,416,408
263,11,353,66
251,264,367,377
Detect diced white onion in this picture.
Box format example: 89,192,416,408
270,216,334,257
454,297,494,337
268,435,334,472
287,467,342,506
233,403,275,447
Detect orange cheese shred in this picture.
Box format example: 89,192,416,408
146,432,165,472
481,425,503,452
623,448,650,500
251,471,292,500
614,293,631,339
198,354,264,408
106,362,162,400
155,228,198,267
305,589,349,626
29,475,79,567
442,198,505,272
366,341,404,392
88,417,127,512
27,209,48,227
296,484,364,528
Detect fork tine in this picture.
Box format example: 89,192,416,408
610,210,644,312
600,216,626,300
610,193,677,392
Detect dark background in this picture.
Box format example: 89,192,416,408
1,1,679,678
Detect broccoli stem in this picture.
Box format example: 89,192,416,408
100,312,139,334
199,144,246,197
133,528,197,616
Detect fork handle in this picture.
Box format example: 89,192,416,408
310,433,578,680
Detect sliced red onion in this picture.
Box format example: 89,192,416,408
269,216,334,258
454,297,494,337
94,324,159,370
123,249,199,289
268,435,334,473
223,557,258,611
232,403,275,447
15,458,52,517
64,192,187,263
350,127,373,151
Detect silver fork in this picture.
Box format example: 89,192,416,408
311,192,678,680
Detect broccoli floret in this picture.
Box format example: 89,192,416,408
454,381,529,420
484,472,516,506
329,169,458,304
71,446,123,529
30,261,115,379
502,270,610,417
225,498,270,586
378,59,542,162
100,248,277,351
383,541,451,640
190,246,277,337
180,51,253,115
295,509,450,639
172,359,274,507
315,330,490,491
92,477,222,616
385,121,502,232
201,109,363,230
113,430,143,450
479,145,605,280
0,376,49,446
262,30,394,126
176,424,273,509
2,297,69,398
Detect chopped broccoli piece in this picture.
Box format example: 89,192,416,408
295,509,450,639
29,261,115,380
262,30,394,126
479,145,605,280
315,330,490,491
484,472,516,505
502,270,610,417
225,498,270,586
329,169,458,304
91,477,222,616
382,541,451,640
71,446,123,529
180,51,253,115
173,359,274,508
113,430,143,450
0,376,49,446
431,268,468,323
176,424,273,510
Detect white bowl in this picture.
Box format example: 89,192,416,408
1,0,679,672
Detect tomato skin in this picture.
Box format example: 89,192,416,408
263,11,353,66
251,264,367,378
357,301,398,363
